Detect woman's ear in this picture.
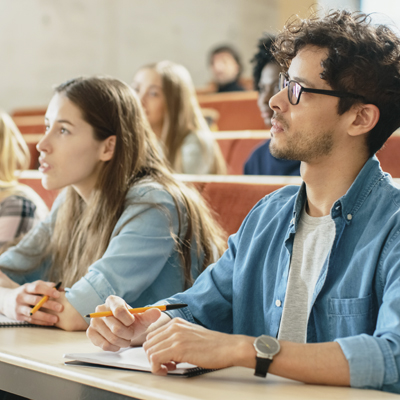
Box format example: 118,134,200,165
348,104,380,137
99,135,116,161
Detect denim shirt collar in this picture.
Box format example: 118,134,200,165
291,156,386,229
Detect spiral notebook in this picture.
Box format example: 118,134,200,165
64,346,214,377
0,314,37,327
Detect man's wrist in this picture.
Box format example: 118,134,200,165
233,335,257,369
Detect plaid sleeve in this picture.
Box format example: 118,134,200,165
0,195,37,246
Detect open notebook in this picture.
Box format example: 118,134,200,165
64,346,214,377
0,314,37,327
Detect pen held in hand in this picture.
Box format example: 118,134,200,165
85,303,188,318
30,281,62,316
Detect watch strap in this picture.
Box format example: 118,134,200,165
254,356,272,378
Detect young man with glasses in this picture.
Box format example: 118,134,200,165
87,10,400,393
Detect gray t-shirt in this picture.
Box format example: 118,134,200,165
278,206,335,343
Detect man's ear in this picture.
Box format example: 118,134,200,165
99,135,116,162
348,104,380,137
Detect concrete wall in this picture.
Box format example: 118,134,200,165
0,0,373,112
0,0,281,111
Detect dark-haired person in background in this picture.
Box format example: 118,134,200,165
244,34,300,175
88,11,400,392
209,45,245,92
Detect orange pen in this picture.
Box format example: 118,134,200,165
85,303,188,318
30,282,62,316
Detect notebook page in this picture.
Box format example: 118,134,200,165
0,314,31,326
64,346,198,375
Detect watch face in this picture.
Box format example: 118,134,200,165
254,335,280,357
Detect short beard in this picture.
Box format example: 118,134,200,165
270,129,334,162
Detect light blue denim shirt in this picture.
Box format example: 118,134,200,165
164,156,400,393
0,180,202,321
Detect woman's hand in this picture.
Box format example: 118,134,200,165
0,280,63,326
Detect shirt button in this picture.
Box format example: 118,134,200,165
347,214,353,221
290,218,295,225
275,299,282,307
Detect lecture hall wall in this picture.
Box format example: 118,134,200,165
0,0,359,112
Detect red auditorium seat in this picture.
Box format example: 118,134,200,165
376,135,400,178
198,91,264,131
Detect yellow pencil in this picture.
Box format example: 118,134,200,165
85,303,188,318
30,282,62,315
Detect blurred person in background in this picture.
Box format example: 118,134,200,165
0,112,48,248
244,34,300,175
132,61,226,174
209,45,245,92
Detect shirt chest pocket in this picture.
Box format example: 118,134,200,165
328,294,377,340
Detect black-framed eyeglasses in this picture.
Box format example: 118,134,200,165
279,73,364,105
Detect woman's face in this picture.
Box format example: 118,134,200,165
37,93,114,201
132,68,166,138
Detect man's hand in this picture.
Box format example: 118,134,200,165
0,280,63,326
143,317,256,375
87,295,168,351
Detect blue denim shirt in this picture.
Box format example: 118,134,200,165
164,156,400,393
0,180,202,321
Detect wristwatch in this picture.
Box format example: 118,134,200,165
253,335,280,378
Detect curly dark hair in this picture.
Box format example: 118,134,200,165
251,34,277,90
272,10,400,156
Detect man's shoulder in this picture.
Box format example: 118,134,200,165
381,174,400,195
249,184,300,217
372,174,400,210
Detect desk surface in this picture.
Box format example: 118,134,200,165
0,327,397,400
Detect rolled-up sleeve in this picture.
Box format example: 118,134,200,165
336,229,400,392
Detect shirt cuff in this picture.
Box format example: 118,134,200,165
65,270,117,323
336,334,398,389
152,298,195,323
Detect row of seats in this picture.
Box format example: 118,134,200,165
17,169,400,238
18,171,302,237
12,91,263,132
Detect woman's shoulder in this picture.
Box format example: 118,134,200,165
125,178,175,206
0,193,35,213
0,184,49,219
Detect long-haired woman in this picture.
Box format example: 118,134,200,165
0,76,226,331
132,61,226,174
0,112,48,247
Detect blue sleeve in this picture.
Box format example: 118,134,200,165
161,195,273,332
162,232,237,333
336,228,400,392
65,188,187,321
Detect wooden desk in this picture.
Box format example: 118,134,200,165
0,328,396,400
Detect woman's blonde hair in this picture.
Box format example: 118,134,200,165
46,77,226,289
143,61,226,174
0,112,30,183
